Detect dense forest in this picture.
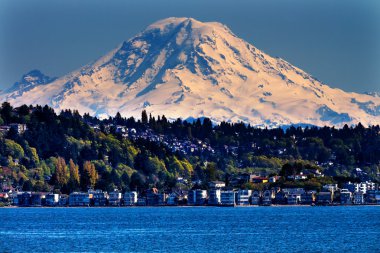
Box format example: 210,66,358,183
0,102,379,194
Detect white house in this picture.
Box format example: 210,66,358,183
237,190,251,205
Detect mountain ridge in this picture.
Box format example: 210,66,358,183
1,17,379,127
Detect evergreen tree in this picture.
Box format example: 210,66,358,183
141,110,148,124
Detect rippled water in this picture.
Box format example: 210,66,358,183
1,206,379,252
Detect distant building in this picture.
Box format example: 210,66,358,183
366,190,380,205
251,190,262,205
45,193,59,206
317,191,333,205
353,192,364,205
262,190,275,206
17,192,32,206
90,190,108,206
58,195,68,206
136,197,147,206
146,188,159,206
31,193,45,206
300,191,316,205
220,191,235,206
208,189,221,205
9,123,27,134
340,189,352,205
109,190,122,206
166,193,178,206
287,193,302,205
237,190,251,205
322,184,339,193
208,181,225,189
69,192,91,206
188,190,207,205
124,192,138,206
157,193,167,206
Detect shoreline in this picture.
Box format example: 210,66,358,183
1,204,379,208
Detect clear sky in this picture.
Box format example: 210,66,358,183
0,0,379,93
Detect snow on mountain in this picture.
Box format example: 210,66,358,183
5,70,56,99
1,17,379,127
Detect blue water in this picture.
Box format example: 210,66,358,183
1,206,379,252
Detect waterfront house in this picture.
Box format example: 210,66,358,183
0,192,9,203
90,190,108,206
275,191,287,205
237,190,252,205
355,182,377,194
300,191,316,205
195,190,207,205
317,191,333,205
365,190,380,204
31,193,45,206
137,197,147,206
166,193,178,206
220,190,235,206
187,189,207,205
340,189,352,205
353,192,364,205
208,189,221,205
58,195,68,206
146,188,168,206
262,190,274,206
124,191,138,206
109,190,122,206
45,193,59,206
157,193,167,206
18,192,32,206
287,193,302,205
69,192,91,206
251,190,262,205
208,181,226,189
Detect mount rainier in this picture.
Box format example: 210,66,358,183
2,17,379,127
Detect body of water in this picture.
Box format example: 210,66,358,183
1,206,379,252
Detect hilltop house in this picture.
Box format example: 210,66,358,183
208,181,225,189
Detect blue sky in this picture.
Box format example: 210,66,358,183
0,0,379,92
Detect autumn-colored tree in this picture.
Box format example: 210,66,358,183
54,157,68,188
68,159,80,191
82,161,98,189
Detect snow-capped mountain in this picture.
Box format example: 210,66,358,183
1,17,379,127
5,70,56,99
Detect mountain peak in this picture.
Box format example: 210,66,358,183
2,18,380,127
4,70,55,98
146,17,226,31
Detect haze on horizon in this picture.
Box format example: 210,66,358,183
0,0,379,93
